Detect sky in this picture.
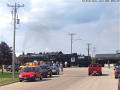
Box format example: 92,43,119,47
0,0,120,56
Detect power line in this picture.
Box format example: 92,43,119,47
7,2,24,80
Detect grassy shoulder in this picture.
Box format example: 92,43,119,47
0,72,19,85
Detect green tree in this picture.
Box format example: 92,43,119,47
0,41,12,65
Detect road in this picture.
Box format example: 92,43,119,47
0,67,118,90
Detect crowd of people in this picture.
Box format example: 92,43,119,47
50,61,68,72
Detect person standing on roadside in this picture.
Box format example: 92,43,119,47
65,61,67,68
60,62,63,72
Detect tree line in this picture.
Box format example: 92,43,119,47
0,41,12,65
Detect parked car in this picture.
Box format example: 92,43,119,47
19,66,43,82
51,66,59,75
118,77,120,90
39,64,52,78
114,63,120,70
6,65,19,72
39,65,49,78
88,63,102,76
114,67,120,79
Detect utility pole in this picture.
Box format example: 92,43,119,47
92,46,96,63
87,43,91,57
68,33,76,54
7,3,24,80
92,46,96,57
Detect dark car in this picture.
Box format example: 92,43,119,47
39,65,49,78
51,66,59,75
6,65,19,72
39,64,52,78
19,66,43,82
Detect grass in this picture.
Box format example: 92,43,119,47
0,72,19,85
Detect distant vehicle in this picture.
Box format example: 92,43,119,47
51,66,59,75
88,63,102,76
19,62,37,70
114,67,120,79
39,64,52,78
6,65,19,72
19,66,43,82
114,63,120,70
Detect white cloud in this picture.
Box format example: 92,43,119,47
0,0,120,55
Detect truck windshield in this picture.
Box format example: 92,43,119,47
21,68,35,72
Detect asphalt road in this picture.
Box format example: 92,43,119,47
0,67,118,90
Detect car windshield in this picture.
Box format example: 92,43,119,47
116,68,120,71
91,64,100,67
51,66,57,69
21,68,35,72
40,66,47,69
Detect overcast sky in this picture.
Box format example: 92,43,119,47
0,0,120,55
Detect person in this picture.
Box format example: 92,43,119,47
50,61,54,66
60,62,63,72
65,61,67,68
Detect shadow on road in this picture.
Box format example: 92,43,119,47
90,74,109,76
36,78,52,82
52,75,60,78
22,78,52,83
101,74,109,76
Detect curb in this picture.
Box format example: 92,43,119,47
0,81,18,86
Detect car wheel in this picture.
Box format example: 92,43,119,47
49,73,52,77
57,71,59,75
19,79,22,82
45,74,48,78
32,77,36,81
40,75,43,80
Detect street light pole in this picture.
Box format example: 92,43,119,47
7,3,24,80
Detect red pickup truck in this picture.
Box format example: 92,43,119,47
88,63,102,76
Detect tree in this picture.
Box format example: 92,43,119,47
0,41,12,65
